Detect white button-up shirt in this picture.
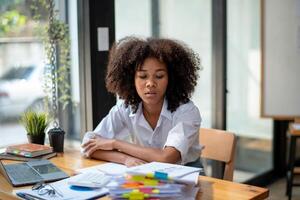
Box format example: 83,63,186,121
83,99,202,164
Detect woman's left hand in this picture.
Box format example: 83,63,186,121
81,137,115,157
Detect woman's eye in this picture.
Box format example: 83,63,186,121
156,74,165,79
138,75,147,79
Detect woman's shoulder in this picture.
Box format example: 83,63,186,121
175,100,199,112
112,99,134,115
172,100,201,120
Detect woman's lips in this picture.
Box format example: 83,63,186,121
145,92,157,97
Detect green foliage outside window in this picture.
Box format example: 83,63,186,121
0,10,27,36
30,0,72,113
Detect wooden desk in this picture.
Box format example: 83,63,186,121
0,149,269,200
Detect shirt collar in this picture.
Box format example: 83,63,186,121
160,98,172,120
129,98,172,121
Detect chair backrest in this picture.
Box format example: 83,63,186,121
199,128,237,181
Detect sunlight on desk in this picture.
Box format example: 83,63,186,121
0,148,269,200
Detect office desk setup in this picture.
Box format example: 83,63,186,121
0,148,269,200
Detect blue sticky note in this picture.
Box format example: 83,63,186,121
154,171,168,180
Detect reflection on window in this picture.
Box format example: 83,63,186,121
227,0,273,182
0,1,45,146
0,1,81,147
115,0,212,128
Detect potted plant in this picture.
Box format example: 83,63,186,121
20,110,49,145
29,0,70,152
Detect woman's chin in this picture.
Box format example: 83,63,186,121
142,98,163,107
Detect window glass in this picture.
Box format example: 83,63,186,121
0,0,81,147
115,0,212,128
115,0,152,38
158,0,212,128
0,1,44,146
227,0,273,182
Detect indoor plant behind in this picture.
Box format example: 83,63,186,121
20,110,49,145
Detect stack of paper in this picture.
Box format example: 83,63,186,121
128,162,202,185
15,162,201,200
107,174,199,199
105,162,201,199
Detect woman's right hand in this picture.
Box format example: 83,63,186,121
124,156,147,167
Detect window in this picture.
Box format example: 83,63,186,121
0,0,82,147
227,0,273,182
115,0,212,127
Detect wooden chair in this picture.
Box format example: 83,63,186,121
199,128,237,181
286,118,300,200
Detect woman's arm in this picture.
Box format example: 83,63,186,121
88,149,147,167
114,140,181,163
82,137,181,163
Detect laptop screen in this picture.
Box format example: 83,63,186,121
32,164,62,174
0,159,69,186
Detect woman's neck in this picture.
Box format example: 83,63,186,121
142,102,163,130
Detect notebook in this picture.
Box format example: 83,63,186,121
0,159,69,186
6,143,53,157
0,151,57,161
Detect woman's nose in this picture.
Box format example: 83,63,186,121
146,79,156,88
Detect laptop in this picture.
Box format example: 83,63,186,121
0,159,69,186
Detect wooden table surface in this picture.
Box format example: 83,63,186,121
0,149,269,200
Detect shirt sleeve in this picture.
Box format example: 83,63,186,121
82,102,129,143
164,102,201,164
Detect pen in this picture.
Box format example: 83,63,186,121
17,192,45,200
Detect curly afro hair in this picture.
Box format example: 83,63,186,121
105,36,201,113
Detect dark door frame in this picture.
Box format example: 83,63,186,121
88,0,116,128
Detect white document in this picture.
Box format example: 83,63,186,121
68,171,111,188
292,123,300,130
16,177,109,200
128,162,202,185
76,162,129,176
76,162,201,185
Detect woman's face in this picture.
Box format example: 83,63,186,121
135,57,168,109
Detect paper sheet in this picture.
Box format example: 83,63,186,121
16,177,108,200
77,162,201,185
292,123,300,130
76,162,129,176
128,162,202,185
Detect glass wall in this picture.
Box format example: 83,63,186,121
115,0,213,177
227,0,273,182
0,1,45,146
0,0,82,148
115,0,212,128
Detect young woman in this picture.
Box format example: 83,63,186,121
81,36,202,168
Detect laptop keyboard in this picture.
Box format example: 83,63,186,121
5,163,43,183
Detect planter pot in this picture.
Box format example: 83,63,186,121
48,127,65,152
27,133,45,145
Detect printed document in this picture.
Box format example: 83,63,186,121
128,162,202,185
76,162,129,176
16,177,108,200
